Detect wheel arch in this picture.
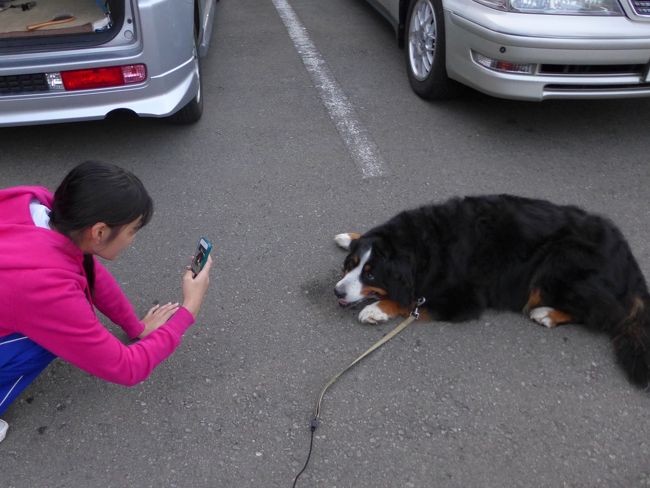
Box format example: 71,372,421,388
194,0,202,42
398,0,411,48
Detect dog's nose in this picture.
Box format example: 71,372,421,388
334,287,346,299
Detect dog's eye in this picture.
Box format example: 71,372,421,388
366,272,375,281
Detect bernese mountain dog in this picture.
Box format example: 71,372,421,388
334,194,650,388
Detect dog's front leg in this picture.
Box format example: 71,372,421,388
358,300,410,324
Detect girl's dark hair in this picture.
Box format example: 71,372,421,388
50,161,154,294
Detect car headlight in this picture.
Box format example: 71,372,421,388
473,0,624,15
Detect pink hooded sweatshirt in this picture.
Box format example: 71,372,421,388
0,186,195,386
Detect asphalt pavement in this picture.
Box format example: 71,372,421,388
1,0,650,487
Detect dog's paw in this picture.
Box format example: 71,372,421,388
529,307,557,328
334,233,360,250
358,302,389,325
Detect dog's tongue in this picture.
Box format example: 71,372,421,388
338,299,348,307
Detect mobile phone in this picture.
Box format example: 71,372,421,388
191,237,212,278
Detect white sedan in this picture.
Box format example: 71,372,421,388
366,0,650,100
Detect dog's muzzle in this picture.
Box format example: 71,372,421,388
334,286,349,306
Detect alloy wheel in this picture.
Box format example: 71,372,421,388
408,0,437,81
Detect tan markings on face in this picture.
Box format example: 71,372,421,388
361,286,388,297
343,254,361,275
336,248,372,303
545,309,573,327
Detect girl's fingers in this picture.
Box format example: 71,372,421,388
152,302,179,315
145,302,178,317
144,304,160,316
202,255,213,273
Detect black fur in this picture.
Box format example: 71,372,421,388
343,195,650,388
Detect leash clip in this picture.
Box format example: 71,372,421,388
411,297,426,319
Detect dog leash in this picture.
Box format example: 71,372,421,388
292,297,426,487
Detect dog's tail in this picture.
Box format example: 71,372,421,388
612,295,650,388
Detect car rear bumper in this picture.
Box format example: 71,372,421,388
0,55,198,127
444,9,650,101
0,0,200,127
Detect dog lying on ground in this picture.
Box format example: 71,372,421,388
334,194,650,388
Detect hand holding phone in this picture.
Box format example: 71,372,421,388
183,238,213,318
191,237,213,278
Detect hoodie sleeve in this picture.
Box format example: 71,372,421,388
13,269,195,386
92,260,145,339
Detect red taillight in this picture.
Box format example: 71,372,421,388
61,64,147,91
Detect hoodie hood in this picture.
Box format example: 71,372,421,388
0,186,84,273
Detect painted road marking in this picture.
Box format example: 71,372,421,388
271,0,389,179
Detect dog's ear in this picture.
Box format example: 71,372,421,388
385,253,415,307
334,232,361,251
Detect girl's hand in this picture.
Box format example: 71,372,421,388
182,255,213,318
139,302,180,339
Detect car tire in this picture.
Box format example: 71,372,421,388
405,0,461,100
169,38,204,124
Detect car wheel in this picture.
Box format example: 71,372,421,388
169,38,204,124
405,0,460,100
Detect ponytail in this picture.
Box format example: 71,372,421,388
83,254,96,292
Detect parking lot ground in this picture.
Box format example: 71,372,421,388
1,0,650,487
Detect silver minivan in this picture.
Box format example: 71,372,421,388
0,0,216,126
367,0,650,100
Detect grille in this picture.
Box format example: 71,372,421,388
539,64,645,76
630,0,650,15
0,73,48,95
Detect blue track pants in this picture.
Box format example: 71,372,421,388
0,334,56,416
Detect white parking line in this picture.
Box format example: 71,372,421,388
271,0,389,179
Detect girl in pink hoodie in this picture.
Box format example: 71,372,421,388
0,161,212,442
